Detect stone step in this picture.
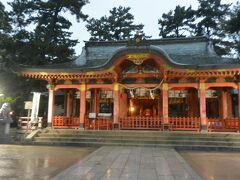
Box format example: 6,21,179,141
31,129,240,151
34,136,240,146
40,129,240,138
38,132,240,140
46,129,235,134
31,140,240,151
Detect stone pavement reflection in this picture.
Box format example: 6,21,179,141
181,151,240,180
0,145,95,180
52,146,201,180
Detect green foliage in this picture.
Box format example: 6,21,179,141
157,0,238,58
158,5,195,38
86,6,145,41
196,0,230,36
9,0,89,65
0,96,15,104
224,2,240,59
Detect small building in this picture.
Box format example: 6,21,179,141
16,36,240,132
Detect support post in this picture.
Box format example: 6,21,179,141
199,83,206,129
221,90,228,119
47,85,55,127
238,83,240,117
66,91,72,118
80,84,86,129
162,83,169,124
113,83,120,129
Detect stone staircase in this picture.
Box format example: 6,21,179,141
30,129,240,151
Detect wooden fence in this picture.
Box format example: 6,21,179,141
52,116,80,128
169,117,201,131
84,118,113,130
207,118,240,132
119,116,162,130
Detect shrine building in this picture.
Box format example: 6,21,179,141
17,36,240,132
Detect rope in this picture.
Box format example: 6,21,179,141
119,78,165,91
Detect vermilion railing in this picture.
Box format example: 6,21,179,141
207,118,240,132
52,116,80,128
169,117,201,131
84,118,113,130
119,116,162,129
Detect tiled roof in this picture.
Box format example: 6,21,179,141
16,36,239,72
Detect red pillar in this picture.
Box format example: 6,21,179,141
66,91,72,117
221,90,228,119
47,85,55,127
113,83,120,128
93,89,98,113
238,83,240,117
199,83,206,127
80,84,86,128
162,83,169,124
227,91,232,118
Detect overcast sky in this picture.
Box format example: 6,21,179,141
1,0,237,55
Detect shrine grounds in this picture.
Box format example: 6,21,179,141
0,145,240,179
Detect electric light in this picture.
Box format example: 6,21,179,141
130,106,135,112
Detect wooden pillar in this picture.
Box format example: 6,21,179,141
80,84,86,128
93,89,98,113
66,91,72,117
199,83,206,127
238,83,240,117
162,83,168,124
227,91,233,118
47,85,55,127
221,90,228,119
120,92,128,118
113,83,120,128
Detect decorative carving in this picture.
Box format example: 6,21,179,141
162,83,168,91
126,53,150,65
199,83,205,90
80,84,86,92
114,83,119,91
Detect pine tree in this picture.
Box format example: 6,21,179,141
224,1,240,60
196,0,230,36
158,5,195,38
0,2,12,65
9,0,89,65
86,6,144,41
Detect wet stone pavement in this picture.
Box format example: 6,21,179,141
1,145,240,180
52,146,201,180
0,145,95,180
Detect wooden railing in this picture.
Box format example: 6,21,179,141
84,118,113,130
119,116,162,130
52,116,80,128
169,117,201,131
18,117,43,130
207,118,240,132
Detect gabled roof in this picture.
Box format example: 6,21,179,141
16,36,240,73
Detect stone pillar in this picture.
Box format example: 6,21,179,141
47,85,55,127
199,83,206,128
80,84,86,129
162,83,169,124
113,83,120,129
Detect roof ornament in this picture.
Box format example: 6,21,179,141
127,31,147,46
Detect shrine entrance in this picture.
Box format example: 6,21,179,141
120,88,163,129
126,88,161,117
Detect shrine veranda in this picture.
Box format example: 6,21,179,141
16,36,240,132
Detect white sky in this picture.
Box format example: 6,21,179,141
1,0,237,55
